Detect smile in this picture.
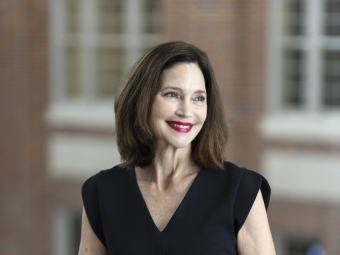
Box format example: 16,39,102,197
166,121,193,133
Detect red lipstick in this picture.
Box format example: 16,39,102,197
166,121,193,133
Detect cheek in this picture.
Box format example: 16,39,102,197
152,99,173,118
198,107,207,123
150,99,172,129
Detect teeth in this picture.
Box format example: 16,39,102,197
171,123,191,129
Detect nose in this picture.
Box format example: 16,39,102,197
175,99,192,118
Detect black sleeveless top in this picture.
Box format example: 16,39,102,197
82,161,270,255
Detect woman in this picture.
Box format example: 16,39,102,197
79,41,276,255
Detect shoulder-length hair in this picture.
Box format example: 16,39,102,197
114,41,228,169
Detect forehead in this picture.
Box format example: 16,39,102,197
160,63,206,91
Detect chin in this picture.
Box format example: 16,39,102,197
170,140,192,149
173,144,190,149
155,133,196,150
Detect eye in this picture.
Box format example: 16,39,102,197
163,91,180,98
194,96,206,102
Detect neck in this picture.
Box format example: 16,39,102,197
137,143,199,190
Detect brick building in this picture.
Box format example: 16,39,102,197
1,0,339,254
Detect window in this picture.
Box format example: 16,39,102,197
50,0,161,101
48,0,161,127
287,237,320,255
268,0,340,112
262,0,340,143
53,208,82,255
273,233,325,255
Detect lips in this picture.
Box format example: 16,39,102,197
166,121,193,133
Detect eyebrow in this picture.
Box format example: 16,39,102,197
160,86,207,94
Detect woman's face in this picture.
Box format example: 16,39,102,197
150,63,207,149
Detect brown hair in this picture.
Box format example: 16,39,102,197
114,41,228,169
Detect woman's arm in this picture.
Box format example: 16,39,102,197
237,190,276,255
78,208,107,255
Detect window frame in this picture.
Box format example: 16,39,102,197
262,0,340,143
48,0,161,128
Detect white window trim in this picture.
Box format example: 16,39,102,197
262,148,340,204
45,101,115,130
47,133,120,179
263,0,340,143
260,113,340,143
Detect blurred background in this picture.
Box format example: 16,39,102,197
0,0,339,254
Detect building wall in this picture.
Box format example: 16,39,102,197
0,0,50,254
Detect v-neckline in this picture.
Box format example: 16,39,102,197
132,167,202,233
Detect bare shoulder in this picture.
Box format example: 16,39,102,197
78,208,107,255
237,190,276,255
